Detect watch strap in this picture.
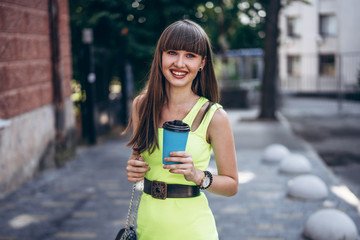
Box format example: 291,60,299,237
200,170,213,190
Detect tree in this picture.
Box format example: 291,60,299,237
257,0,309,120
257,0,280,120
69,0,266,92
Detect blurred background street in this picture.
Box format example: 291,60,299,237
280,95,360,199
1,0,360,239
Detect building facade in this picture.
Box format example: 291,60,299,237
0,0,75,196
278,0,360,93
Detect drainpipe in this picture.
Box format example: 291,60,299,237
49,0,66,165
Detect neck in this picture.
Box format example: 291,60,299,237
166,87,198,107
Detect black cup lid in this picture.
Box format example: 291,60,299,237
162,120,190,132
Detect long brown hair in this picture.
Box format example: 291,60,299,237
125,19,219,154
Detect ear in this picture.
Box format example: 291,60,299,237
200,56,207,69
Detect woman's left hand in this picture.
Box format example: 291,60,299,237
163,151,202,184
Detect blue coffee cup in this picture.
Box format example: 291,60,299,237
162,120,190,165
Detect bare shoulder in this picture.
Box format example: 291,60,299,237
207,108,232,142
210,108,230,126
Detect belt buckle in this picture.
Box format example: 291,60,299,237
151,181,167,200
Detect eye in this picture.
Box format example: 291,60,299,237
167,50,177,55
186,53,196,58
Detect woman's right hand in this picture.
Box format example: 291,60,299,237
126,155,150,182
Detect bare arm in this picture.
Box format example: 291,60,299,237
205,108,238,196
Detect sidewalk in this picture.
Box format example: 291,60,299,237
0,108,359,240
209,108,360,239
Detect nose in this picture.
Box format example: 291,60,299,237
174,54,185,68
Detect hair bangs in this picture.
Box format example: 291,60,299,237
160,21,208,57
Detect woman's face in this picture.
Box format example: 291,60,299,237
161,50,206,89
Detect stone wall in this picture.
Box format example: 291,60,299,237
0,0,75,197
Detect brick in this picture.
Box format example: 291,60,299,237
0,90,20,118
37,37,51,59
0,35,17,61
0,65,8,92
2,5,26,33
18,37,41,60
43,13,50,35
33,0,48,11
27,11,49,35
19,85,43,113
63,79,71,98
59,14,70,38
62,57,72,79
58,0,69,16
29,61,51,84
41,81,53,105
0,6,4,31
1,0,47,10
6,63,29,90
60,38,71,58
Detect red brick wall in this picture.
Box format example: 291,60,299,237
0,0,72,119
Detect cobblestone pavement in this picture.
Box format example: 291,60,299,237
0,107,359,240
279,96,360,199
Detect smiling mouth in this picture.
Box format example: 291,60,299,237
171,70,187,76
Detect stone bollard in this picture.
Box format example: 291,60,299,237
287,174,328,200
303,208,359,240
279,153,312,174
262,144,290,163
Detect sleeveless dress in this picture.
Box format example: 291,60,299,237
137,97,222,240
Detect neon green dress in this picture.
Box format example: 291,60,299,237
137,97,222,240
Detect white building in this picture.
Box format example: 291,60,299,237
278,0,360,93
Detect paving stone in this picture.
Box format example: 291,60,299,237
246,238,284,240
0,237,16,240
262,144,290,163
287,174,328,200
279,153,312,174
8,214,48,229
54,232,97,239
303,208,359,240
72,212,97,218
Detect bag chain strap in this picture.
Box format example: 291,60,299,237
121,180,143,240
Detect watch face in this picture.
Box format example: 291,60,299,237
202,177,210,188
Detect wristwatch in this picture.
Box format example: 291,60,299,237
199,171,213,190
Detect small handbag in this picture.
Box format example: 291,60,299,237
115,181,142,240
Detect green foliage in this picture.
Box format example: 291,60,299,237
69,0,266,92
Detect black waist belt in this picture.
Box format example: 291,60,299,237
144,178,200,200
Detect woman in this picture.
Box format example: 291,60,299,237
124,19,238,240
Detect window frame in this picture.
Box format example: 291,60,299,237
287,16,301,38
287,55,301,76
319,14,337,37
319,54,336,76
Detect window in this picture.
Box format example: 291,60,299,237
319,54,335,76
319,14,337,37
287,17,301,38
287,55,301,76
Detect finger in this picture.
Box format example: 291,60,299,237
164,157,184,164
163,163,183,169
128,176,143,182
127,172,146,178
164,163,192,171
164,157,193,164
169,169,190,175
127,165,150,173
128,159,149,167
170,151,191,157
